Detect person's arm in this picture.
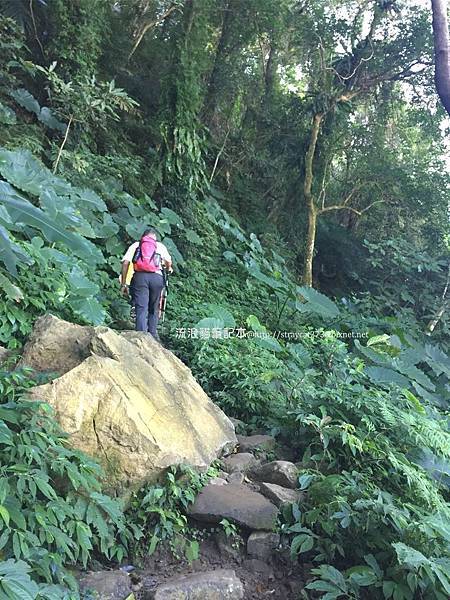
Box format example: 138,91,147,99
163,257,173,273
159,243,173,273
120,261,130,294
120,243,137,294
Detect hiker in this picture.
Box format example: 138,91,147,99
120,228,172,340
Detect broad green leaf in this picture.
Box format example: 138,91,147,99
306,580,341,594
0,226,19,277
402,389,425,414
425,344,450,377
39,190,81,229
0,148,71,197
37,107,66,133
160,207,183,227
298,473,314,490
204,304,236,327
1,182,102,263
365,366,410,388
247,265,283,290
73,188,107,213
0,559,39,600
162,237,184,265
246,314,266,332
254,335,283,353
0,273,24,301
10,89,40,115
223,250,237,262
184,228,203,245
347,566,378,586
34,476,57,500
89,492,123,523
0,422,13,447
367,334,391,347
354,340,392,367
195,317,224,330
288,343,312,367
0,505,10,527
68,296,106,326
393,542,427,568
395,361,435,392
4,498,26,529
67,268,99,298
297,287,340,318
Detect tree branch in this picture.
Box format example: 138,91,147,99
53,115,73,174
128,4,178,60
317,198,385,216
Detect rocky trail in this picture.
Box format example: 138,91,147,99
80,432,307,600
18,315,307,599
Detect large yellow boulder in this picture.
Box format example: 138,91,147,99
25,316,236,490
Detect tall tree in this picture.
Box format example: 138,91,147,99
300,1,432,286
431,0,450,116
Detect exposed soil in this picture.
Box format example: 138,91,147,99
131,531,306,599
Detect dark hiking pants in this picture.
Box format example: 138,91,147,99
132,272,164,337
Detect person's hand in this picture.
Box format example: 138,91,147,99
120,284,129,297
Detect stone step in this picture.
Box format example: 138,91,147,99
236,434,275,453
258,482,303,509
153,569,244,599
188,483,278,530
251,460,299,489
222,452,258,474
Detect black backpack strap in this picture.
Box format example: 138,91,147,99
132,240,141,263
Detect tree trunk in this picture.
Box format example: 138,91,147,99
431,0,450,116
203,0,235,126
426,262,450,334
302,113,323,287
263,43,278,110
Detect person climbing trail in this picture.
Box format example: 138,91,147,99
120,228,172,340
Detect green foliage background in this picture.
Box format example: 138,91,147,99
0,2,449,598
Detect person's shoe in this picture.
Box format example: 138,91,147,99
151,332,161,343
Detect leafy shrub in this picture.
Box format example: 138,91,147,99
190,336,286,424
127,464,217,563
0,368,134,597
277,333,450,599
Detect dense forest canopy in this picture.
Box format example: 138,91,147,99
0,0,449,599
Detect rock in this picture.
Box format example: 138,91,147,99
237,434,275,453
222,452,258,474
209,477,228,486
242,559,274,579
227,472,244,485
79,570,132,600
251,461,299,489
188,483,278,530
246,532,280,561
28,316,236,489
258,482,303,509
18,314,93,375
153,569,244,599
215,530,243,562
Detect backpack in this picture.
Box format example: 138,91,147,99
133,235,161,272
